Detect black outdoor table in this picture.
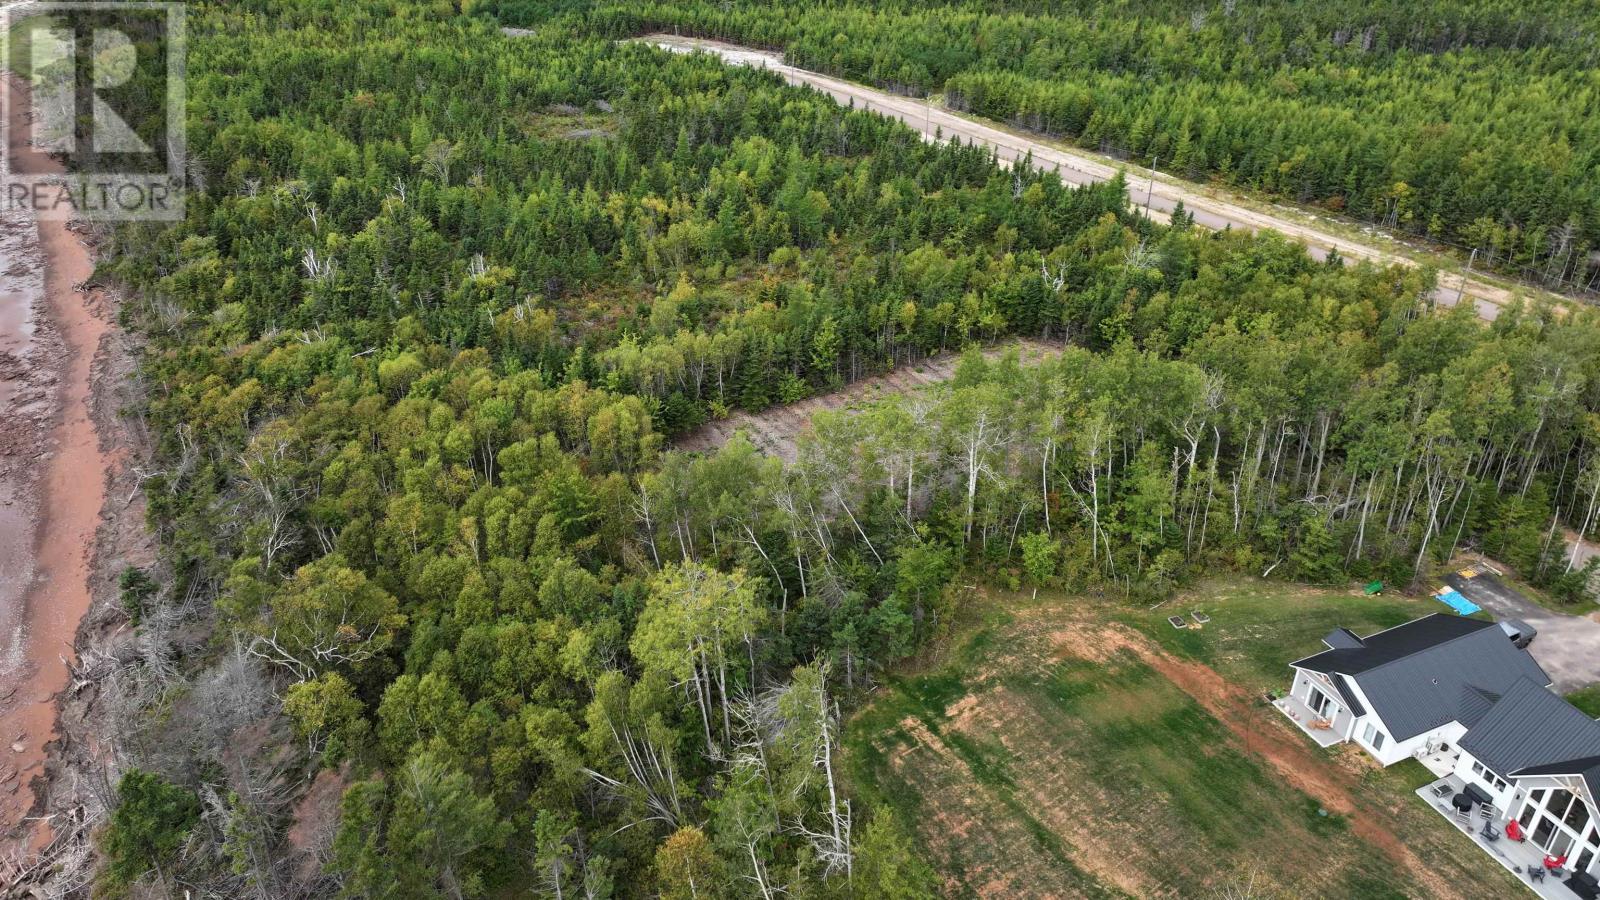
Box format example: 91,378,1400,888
1567,871,1600,900
1452,792,1474,811
1464,783,1494,806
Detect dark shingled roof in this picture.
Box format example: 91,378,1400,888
1322,628,1365,650
1457,684,1503,727
1513,754,1600,807
1332,673,1366,718
1462,679,1600,793
1291,614,1550,742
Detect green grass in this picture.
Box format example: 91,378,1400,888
845,586,1442,897
844,578,1529,898
844,604,1118,898
1568,685,1600,718
1491,567,1591,616
1122,577,1432,694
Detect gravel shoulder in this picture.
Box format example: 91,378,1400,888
639,33,1558,323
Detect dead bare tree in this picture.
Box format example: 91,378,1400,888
583,675,686,832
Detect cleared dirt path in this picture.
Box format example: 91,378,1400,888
640,34,1549,323
1048,614,1467,898
0,72,114,856
673,339,1058,459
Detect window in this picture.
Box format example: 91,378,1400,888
1309,688,1332,717
1470,761,1508,793
1362,723,1385,751
1534,815,1558,849
1548,790,1576,822
1565,796,1590,833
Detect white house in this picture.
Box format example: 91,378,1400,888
1279,614,1600,887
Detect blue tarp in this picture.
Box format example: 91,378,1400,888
1436,589,1481,616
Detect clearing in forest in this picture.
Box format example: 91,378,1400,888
843,579,1529,899
673,339,1058,460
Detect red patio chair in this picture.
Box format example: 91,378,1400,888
1506,819,1524,841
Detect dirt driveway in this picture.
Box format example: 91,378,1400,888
1444,572,1600,693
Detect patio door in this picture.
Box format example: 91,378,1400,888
1308,687,1332,717
1532,814,1557,850
1531,814,1577,858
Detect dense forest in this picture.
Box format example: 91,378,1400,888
72,0,1600,896
487,0,1600,297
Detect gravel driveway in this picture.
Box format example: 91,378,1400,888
1444,571,1600,693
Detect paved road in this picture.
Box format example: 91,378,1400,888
1445,572,1600,694
641,34,1539,323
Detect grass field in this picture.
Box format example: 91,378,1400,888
1568,685,1600,718
843,579,1529,898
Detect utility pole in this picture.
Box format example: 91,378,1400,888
1456,247,1477,307
1144,155,1158,218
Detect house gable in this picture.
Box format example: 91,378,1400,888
1462,679,1600,794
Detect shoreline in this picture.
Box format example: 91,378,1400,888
0,72,114,860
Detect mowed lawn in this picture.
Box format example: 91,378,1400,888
843,579,1528,899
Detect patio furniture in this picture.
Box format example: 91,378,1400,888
1464,783,1494,806
1451,792,1475,812
1454,807,1474,827
1546,854,1568,871
1529,866,1546,884
1480,821,1500,842
1566,870,1600,900
1478,804,1496,821
1506,819,1525,841
1430,782,1454,799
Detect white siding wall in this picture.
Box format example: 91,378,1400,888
1370,721,1466,767
1450,750,1521,810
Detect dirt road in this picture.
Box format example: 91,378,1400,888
0,73,114,855
642,34,1534,323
